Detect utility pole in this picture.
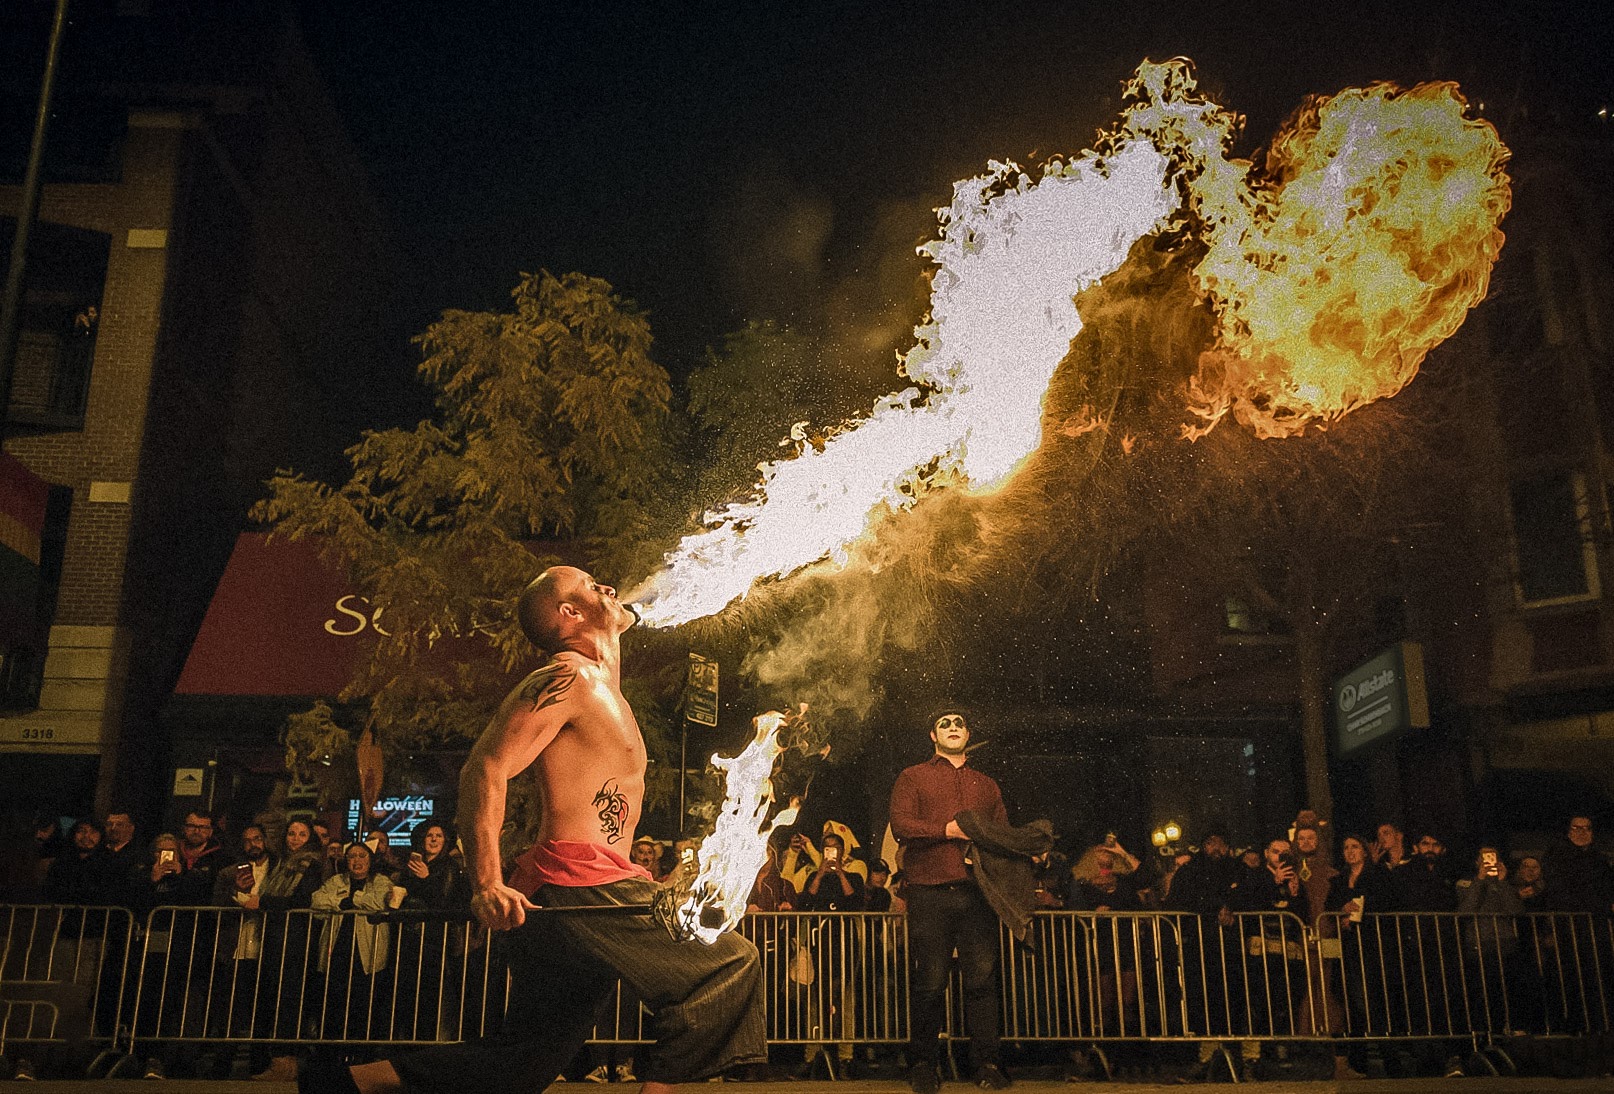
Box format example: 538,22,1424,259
0,0,72,449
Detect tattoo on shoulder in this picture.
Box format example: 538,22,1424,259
593,780,630,844
518,660,577,713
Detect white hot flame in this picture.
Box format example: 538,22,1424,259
676,711,799,943
631,64,1235,628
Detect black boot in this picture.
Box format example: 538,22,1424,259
297,1050,360,1094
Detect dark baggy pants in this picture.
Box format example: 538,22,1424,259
393,877,766,1094
905,882,1002,1071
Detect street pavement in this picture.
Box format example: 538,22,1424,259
7,1080,1614,1092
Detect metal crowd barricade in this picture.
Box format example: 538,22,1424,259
126,907,913,1053
0,904,134,1064
128,906,515,1052
127,905,671,1055
990,911,1319,1045
1317,910,1614,1041
107,903,1614,1065
998,910,1092,1041
737,911,907,1046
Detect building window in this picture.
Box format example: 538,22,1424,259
1222,594,1290,639
1224,596,1269,634
0,93,126,185
1510,469,1601,608
1537,245,1582,347
0,219,109,432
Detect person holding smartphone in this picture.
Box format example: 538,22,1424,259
204,824,278,1071
390,822,467,1042
1456,847,1520,929
144,811,226,907
1456,846,1528,1039
134,812,226,1080
794,832,865,1079
801,833,864,912
1224,837,1309,1081
397,823,462,910
140,835,184,912
130,834,187,1080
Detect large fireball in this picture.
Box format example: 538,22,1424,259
629,60,1510,628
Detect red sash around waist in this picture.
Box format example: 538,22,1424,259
508,839,651,895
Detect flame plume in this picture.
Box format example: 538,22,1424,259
659,710,801,943
631,65,1237,627
628,61,1509,628
1181,80,1510,438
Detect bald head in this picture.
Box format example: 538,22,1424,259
518,567,584,652
518,566,638,653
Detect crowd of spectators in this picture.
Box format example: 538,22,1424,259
998,811,1614,926
3,800,1611,1082
0,805,469,1080
1150,810,1614,1082
22,803,1603,925
627,819,898,918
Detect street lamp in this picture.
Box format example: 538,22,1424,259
1151,819,1184,856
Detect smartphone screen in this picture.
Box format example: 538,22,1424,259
825,846,839,863
158,849,176,865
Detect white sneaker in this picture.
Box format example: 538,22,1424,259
585,1065,611,1083
615,1064,637,1083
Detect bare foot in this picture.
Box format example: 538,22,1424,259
351,1059,405,1094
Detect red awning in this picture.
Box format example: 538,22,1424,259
176,533,520,697
175,534,379,696
175,533,609,697
0,453,49,646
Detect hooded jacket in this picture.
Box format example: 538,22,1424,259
782,819,870,891
956,811,1054,942
311,871,393,974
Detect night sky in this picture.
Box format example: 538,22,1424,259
298,1,1614,381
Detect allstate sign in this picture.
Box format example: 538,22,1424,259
1332,641,1430,756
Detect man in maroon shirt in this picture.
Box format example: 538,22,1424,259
889,709,1010,1093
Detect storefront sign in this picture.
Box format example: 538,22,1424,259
323,594,390,637
685,654,719,727
347,795,436,839
1333,640,1430,756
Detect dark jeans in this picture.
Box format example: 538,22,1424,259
393,878,765,1094
906,882,1001,1071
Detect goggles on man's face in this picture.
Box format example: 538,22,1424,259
934,715,967,730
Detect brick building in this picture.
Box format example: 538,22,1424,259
0,3,412,826
1458,131,1614,845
